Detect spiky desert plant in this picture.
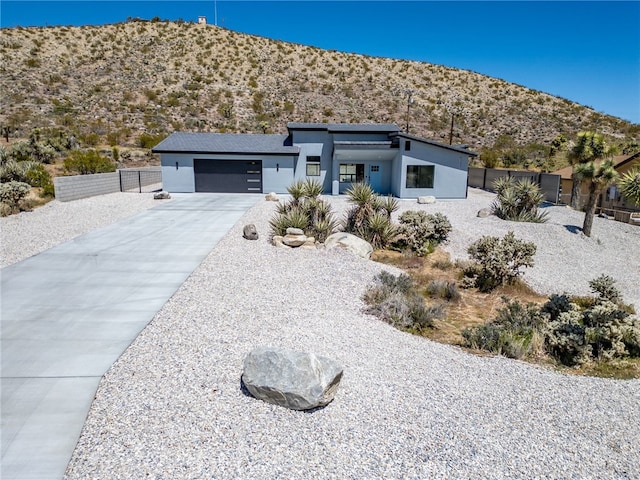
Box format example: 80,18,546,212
302,177,323,198
618,167,640,206
491,176,548,223
379,195,399,218
366,211,398,249
286,179,306,205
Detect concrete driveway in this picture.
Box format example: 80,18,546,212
1,193,260,480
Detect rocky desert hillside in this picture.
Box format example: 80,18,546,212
1,19,638,150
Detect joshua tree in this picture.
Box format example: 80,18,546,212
618,167,640,206
567,131,610,209
575,158,618,237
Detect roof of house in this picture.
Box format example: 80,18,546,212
151,132,300,155
390,132,479,156
287,122,401,133
553,153,640,180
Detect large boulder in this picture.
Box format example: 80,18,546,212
417,195,436,204
324,232,373,259
265,192,279,201
242,346,343,411
477,208,492,218
282,234,307,247
154,191,171,200
243,224,259,240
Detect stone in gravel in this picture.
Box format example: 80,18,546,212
153,191,171,199
272,235,285,247
417,196,436,204
324,232,373,259
477,208,492,218
286,227,304,235
282,233,307,247
265,192,279,201
243,224,259,240
242,346,343,411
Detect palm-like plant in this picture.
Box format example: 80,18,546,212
618,167,640,206
567,132,610,209
575,158,618,237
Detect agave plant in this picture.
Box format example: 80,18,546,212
366,211,398,249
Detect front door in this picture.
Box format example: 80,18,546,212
368,164,381,192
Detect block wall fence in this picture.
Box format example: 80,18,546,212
53,168,162,202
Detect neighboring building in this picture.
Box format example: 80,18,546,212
554,152,640,221
152,122,477,198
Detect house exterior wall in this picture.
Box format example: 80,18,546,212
395,142,469,198
160,153,295,193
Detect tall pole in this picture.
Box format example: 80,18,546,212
214,0,218,26
449,113,454,145
405,90,413,133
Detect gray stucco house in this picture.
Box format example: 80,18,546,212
152,122,477,198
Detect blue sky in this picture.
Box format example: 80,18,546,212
2,1,639,124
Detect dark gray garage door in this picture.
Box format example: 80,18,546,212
194,159,262,193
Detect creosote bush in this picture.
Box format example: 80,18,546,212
463,231,536,292
269,179,337,242
362,271,445,332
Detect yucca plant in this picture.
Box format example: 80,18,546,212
366,211,398,249
269,179,337,241
379,195,399,218
618,167,640,206
302,178,323,198
491,177,548,223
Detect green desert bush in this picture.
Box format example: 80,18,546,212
462,297,547,359
362,271,445,331
269,179,337,242
491,176,548,223
464,276,640,367
63,149,116,175
393,210,452,256
425,279,461,302
464,231,536,292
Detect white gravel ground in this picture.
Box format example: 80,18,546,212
2,190,639,479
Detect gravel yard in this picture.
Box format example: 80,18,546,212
3,190,639,479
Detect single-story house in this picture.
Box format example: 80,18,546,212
554,152,640,220
151,122,477,198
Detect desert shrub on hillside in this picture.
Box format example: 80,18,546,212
63,149,116,175
269,179,337,242
463,231,536,292
393,210,452,256
491,176,548,223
